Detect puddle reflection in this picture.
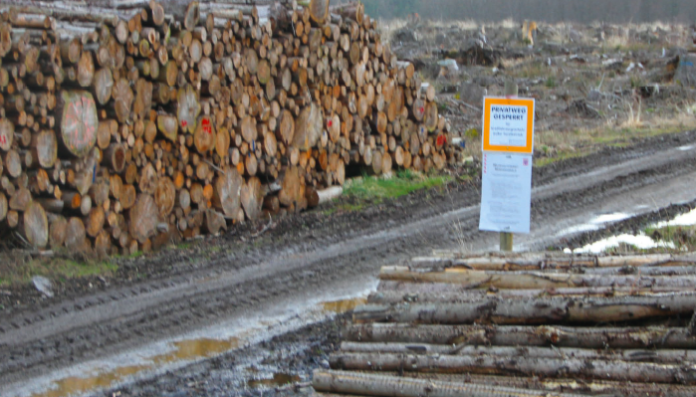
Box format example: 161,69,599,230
31,337,240,397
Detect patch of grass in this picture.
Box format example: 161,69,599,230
535,149,586,167
644,225,696,251
343,170,451,202
0,257,119,286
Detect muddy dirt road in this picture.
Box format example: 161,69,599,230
3,131,696,396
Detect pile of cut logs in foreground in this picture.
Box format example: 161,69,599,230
0,0,459,255
313,252,696,397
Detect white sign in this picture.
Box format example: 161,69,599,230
488,105,529,147
479,152,532,234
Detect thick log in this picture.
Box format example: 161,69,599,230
19,200,48,248
194,115,215,154
112,78,134,123
177,84,200,134
65,217,86,251
408,253,679,271
55,90,98,158
212,166,242,218
48,214,67,249
340,342,696,365
9,187,32,212
0,118,14,151
391,372,696,397
379,267,696,289
312,370,587,397
278,165,302,207
241,176,263,220
371,282,689,304
86,207,105,238
203,208,226,235
101,143,126,173
4,149,22,178
344,323,696,349
128,193,159,244
156,113,178,142
30,130,58,169
154,176,175,217
292,103,323,150
329,352,696,384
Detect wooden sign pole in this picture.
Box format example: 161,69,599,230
500,81,519,252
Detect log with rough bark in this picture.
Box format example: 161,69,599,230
409,252,682,271
379,266,696,289
371,283,689,304
329,352,696,384
353,293,696,325
344,323,696,349
313,370,588,397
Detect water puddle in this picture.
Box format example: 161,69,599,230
653,207,696,228
31,366,149,397
151,337,240,365
247,373,300,388
14,283,377,397
566,234,675,254
322,297,367,313
557,212,632,236
30,337,240,397
564,208,696,254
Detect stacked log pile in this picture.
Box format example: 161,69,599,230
0,0,459,255
313,252,696,397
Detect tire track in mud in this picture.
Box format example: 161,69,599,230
1,131,696,390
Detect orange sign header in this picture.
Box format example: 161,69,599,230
482,97,535,154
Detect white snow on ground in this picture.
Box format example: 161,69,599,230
653,207,696,228
565,233,675,254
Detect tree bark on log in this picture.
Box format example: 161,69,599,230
329,352,696,384
339,342,696,365
379,267,696,289
312,370,588,397
371,283,689,304
344,323,696,349
353,293,696,325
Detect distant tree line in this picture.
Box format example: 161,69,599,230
353,0,696,23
